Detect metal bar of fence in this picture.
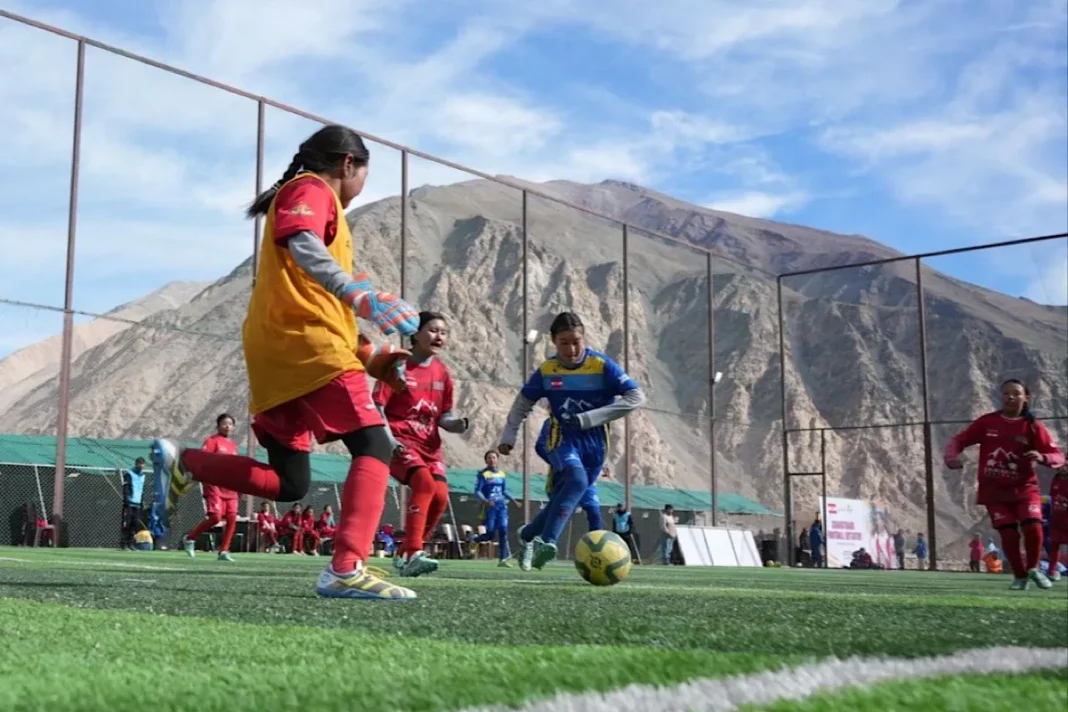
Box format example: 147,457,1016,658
784,414,1068,436
246,99,266,523
622,224,632,511
776,275,793,564
398,150,409,521
521,190,531,523
778,233,1068,279
53,39,87,545
915,258,938,570
707,251,717,526
0,10,786,281
820,430,828,569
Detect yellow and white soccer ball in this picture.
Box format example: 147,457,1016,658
574,530,632,586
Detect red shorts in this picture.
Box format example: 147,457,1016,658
986,495,1043,528
390,444,446,485
204,490,239,519
252,371,383,453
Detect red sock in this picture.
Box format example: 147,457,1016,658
293,529,303,553
1049,536,1064,573
401,468,435,558
331,456,391,573
1022,521,1043,572
999,527,1026,578
422,479,450,542
185,515,221,544
182,449,281,500
220,513,237,553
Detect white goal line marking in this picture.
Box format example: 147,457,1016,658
462,646,1068,712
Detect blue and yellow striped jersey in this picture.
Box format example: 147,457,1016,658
475,467,511,504
520,348,638,419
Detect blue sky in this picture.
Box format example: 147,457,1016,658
0,0,1066,358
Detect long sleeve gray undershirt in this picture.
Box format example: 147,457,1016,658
497,387,646,448
286,230,356,299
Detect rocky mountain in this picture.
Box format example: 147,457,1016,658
0,179,1064,556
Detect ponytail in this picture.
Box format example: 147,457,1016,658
246,152,304,219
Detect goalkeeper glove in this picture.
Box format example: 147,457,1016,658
341,272,420,337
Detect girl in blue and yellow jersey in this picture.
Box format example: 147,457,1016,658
472,450,519,565
151,125,420,601
497,312,645,570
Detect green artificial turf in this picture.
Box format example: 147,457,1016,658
0,548,1065,711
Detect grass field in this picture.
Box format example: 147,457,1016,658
0,549,1065,711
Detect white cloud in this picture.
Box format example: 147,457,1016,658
704,191,810,219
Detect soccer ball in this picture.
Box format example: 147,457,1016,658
574,530,632,586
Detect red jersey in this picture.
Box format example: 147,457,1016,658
300,513,317,532
279,512,301,531
1050,476,1068,530
257,511,276,530
373,357,454,458
968,539,983,561
945,411,1064,505
202,434,239,501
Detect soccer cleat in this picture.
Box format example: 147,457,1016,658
1009,577,1030,591
150,438,196,525
392,553,405,572
498,559,513,568
1028,568,1053,590
183,539,196,558
514,540,534,571
400,551,439,578
531,537,557,570
1050,570,1062,582
217,551,234,562
316,565,416,600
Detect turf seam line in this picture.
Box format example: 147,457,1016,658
460,646,1068,712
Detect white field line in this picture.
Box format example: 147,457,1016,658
462,646,1068,712
0,556,190,572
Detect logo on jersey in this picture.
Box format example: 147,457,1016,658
550,377,564,389
432,381,444,391
279,202,314,216
560,397,593,413
407,398,440,437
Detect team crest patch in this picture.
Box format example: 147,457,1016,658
550,377,564,389
432,381,444,391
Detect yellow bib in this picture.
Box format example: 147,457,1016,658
243,174,362,415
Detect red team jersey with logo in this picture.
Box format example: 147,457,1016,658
1050,477,1068,532
373,358,454,461
946,412,1064,505
201,434,239,501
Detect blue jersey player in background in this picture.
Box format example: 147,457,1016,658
498,311,645,570
536,417,604,534
473,450,519,566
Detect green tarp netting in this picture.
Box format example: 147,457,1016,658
0,434,779,516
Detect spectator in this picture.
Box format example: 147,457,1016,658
120,458,147,551
809,518,824,568
300,506,321,555
914,533,928,570
377,523,396,556
278,503,303,554
969,535,983,572
798,527,811,566
659,505,677,565
612,503,640,564
318,505,337,538
893,529,906,570
257,502,278,552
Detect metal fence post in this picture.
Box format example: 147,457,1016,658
777,275,793,564
245,99,266,527
53,39,86,545
915,258,937,570
622,224,632,511
820,429,828,568
707,252,717,525
521,189,531,523
398,149,409,521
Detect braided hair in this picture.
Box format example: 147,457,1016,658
1002,378,1038,452
246,125,370,219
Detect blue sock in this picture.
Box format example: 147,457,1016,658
498,525,510,560
539,465,588,544
521,506,550,543
586,507,603,531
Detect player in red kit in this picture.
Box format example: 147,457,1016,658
944,379,1064,590
1046,465,1068,582
181,414,241,561
256,502,279,552
374,312,469,578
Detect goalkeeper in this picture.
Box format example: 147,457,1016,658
151,125,418,601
